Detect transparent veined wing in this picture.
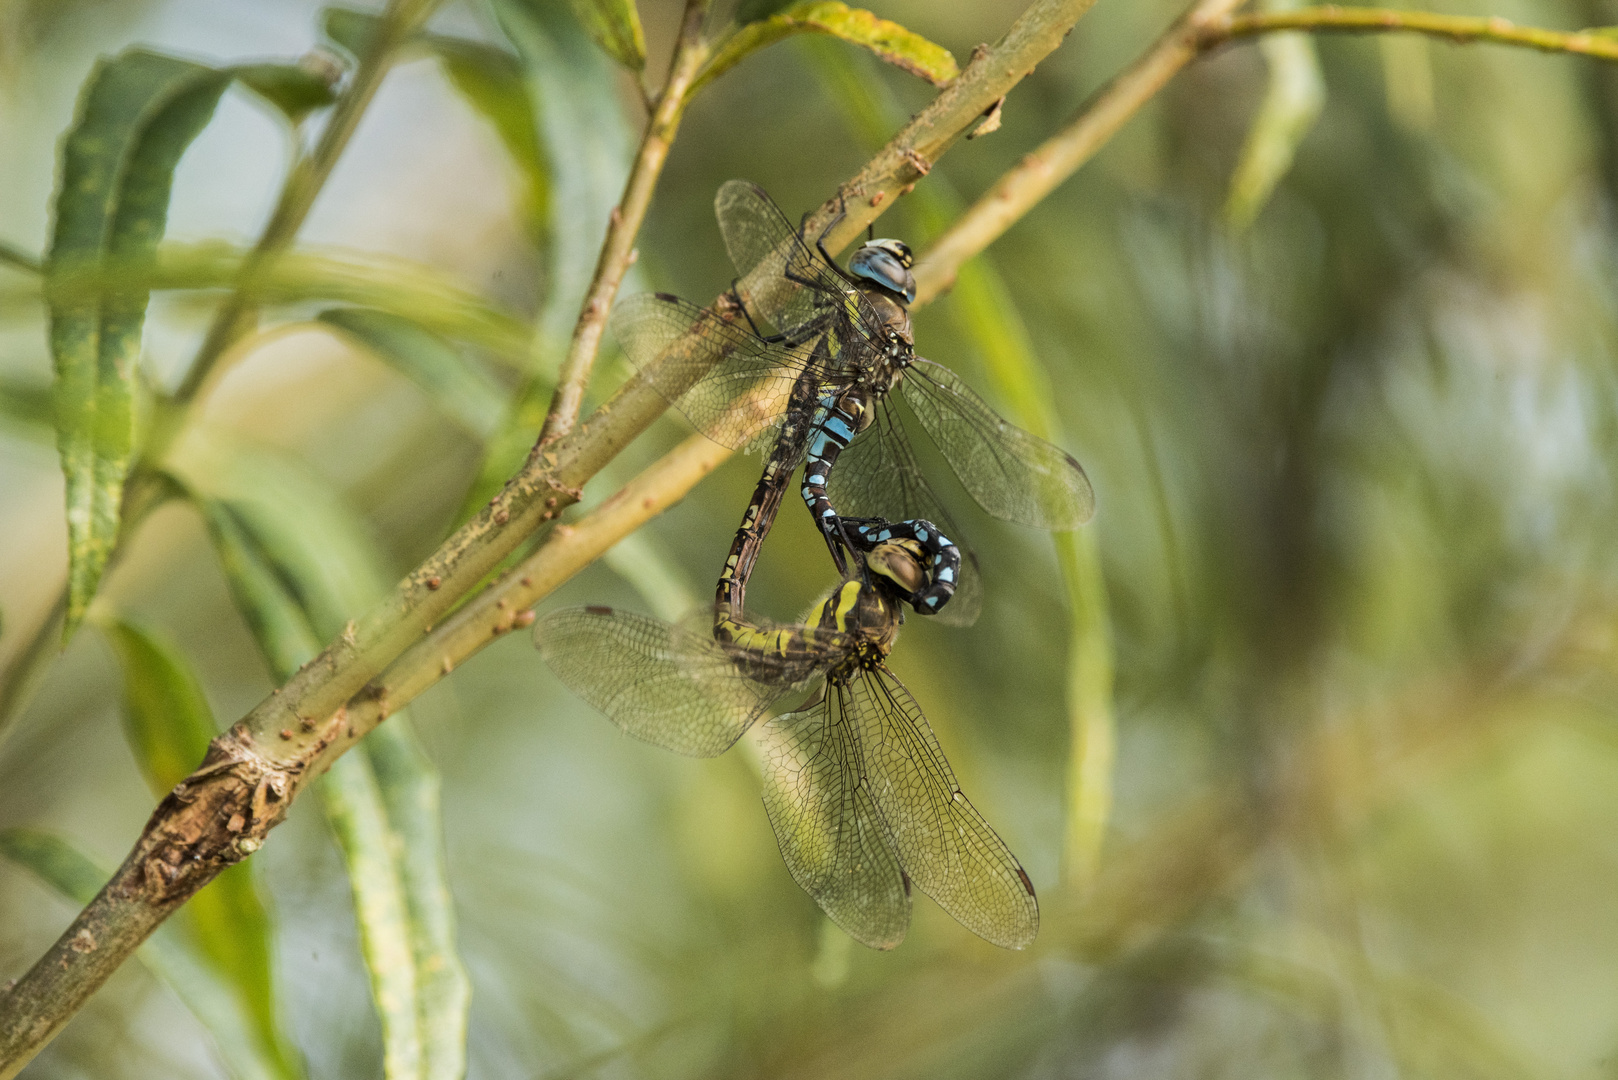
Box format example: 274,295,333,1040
534,605,802,757
715,180,893,353
825,403,984,627
759,690,913,950
902,359,1096,531
609,291,826,452
852,667,1039,949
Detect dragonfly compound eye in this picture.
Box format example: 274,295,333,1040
848,241,918,305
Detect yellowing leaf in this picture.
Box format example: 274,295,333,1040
696,1,958,96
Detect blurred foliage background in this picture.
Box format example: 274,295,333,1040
7,0,1618,1077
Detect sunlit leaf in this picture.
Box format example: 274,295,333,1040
318,307,508,437
1223,0,1325,231
695,1,958,97
233,62,339,123
48,49,235,640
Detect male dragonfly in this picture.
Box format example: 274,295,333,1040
533,542,1039,950
611,181,1095,624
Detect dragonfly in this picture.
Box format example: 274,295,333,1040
610,180,1096,625
532,542,1040,951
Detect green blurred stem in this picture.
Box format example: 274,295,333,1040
1206,7,1618,60
0,0,1106,1068
536,0,711,445
168,0,442,409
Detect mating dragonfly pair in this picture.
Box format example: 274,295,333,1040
534,181,1094,950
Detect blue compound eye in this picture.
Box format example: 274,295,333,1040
848,240,917,304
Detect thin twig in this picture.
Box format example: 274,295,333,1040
1207,6,1618,60
0,241,41,275
537,0,713,445
167,0,442,408
0,0,1101,1069
916,0,1247,303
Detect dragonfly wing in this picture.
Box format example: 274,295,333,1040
903,360,1096,530
852,667,1039,949
826,405,984,627
534,606,791,757
610,291,820,451
759,690,912,950
715,180,839,335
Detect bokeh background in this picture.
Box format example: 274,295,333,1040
6,0,1618,1076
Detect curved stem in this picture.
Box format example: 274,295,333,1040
1208,7,1618,59
537,0,713,445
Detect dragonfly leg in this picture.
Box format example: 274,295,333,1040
809,196,860,287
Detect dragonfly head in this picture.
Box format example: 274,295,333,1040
848,239,917,305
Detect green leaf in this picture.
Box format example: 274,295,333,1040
233,62,339,123
103,619,217,793
1223,0,1325,231
100,620,306,1080
695,1,958,96
427,36,550,243
48,49,235,640
492,0,632,348
0,829,299,1080
322,6,383,59
317,307,508,437
561,0,646,71
364,724,471,1080
0,827,105,903
171,434,469,1079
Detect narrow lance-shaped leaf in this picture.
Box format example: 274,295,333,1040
101,619,306,1080
1223,0,1325,231
0,829,293,1080
318,307,508,437
563,0,647,71
49,50,234,640
694,1,959,97
171,436,469,1080
427,35,550,244
233,62,340,124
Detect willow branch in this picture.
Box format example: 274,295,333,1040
0,241,41,275
916,0,1247,303
1206,7,1618,59
167,0,442,407
0,0,1101,1070
537,0,712,445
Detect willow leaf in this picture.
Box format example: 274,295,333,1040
561,0,647,71
318,307,507,437
1223,0,1325,230
428,35,550,243
0,829,297,1080
175,435,470,1080
101,619,306,1080
49,49,234,640
233,62,339,123
695,1,958,96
